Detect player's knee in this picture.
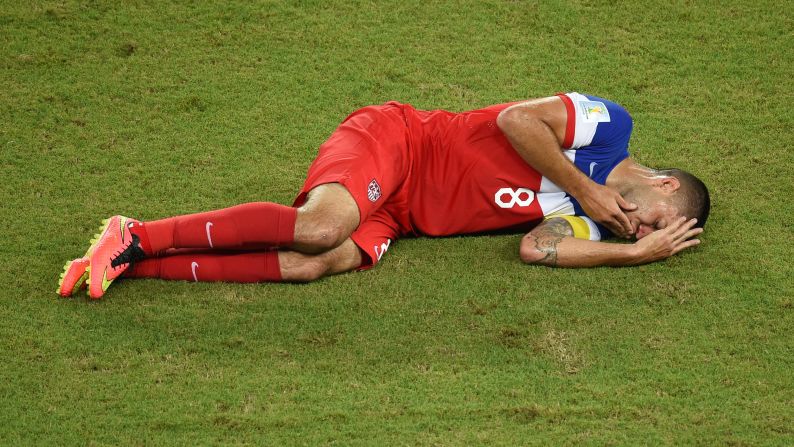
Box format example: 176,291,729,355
290,260,327,283
294,213,352,253
307,224,347,252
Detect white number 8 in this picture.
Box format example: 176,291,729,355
494,187,535,209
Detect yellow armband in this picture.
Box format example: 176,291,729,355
543,215,597,240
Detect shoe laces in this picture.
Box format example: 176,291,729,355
110,233,146,269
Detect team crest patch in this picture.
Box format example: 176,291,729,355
578,100,611,123
367,179,381,202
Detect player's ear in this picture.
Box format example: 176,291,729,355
657,176,680,194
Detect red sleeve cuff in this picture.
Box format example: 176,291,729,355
556,93,575,149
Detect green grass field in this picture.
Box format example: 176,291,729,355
2,0,792,444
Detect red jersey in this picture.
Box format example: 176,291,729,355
399,93,633,238
297,93,633,268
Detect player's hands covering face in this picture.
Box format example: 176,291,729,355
631,217,702,264
577,184,637,238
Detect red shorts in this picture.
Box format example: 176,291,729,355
293,102,414,269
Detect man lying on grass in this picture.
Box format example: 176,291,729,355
58,93,710,299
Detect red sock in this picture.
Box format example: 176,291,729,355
124,251,283,283
132,202,297,255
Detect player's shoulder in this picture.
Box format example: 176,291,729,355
556,92,634,151
560,92,633,124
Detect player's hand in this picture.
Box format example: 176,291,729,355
631,217,703,264
576,184,637,238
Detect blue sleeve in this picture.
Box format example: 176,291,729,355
584,95,633,157
567,94,633,187
561,93,635,239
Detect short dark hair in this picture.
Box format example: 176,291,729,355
658,168,711,228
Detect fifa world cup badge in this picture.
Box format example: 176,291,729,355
578,100,611,123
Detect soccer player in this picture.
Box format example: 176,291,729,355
58,93,710,299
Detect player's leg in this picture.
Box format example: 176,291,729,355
82,205,292,298
134,203,297,254
131,182,358,255
116,206,399,289
292,183,360,254
83,103,408,298
281,238,363,282
122,206,404,284
123,239,362,283
84,183,359,298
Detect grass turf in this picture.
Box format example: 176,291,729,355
1,0,792,444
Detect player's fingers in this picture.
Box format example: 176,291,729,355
672,238,701,255
612,210,633,237
600,211,627,238
665,216,688,234
616,194,638,211
676,227,703,243
606,220,627,239
672,218,697,239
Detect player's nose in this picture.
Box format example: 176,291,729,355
635,225,652,240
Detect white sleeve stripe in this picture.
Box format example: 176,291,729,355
564,92,598,149
579,215,602,241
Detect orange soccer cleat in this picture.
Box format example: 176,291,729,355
87,215,146,299
56,257,90,297
56,225,102,298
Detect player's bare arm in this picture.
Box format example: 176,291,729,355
520,216,702,268
496,97,637,238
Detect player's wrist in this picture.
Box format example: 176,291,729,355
568,178,597,201
625,242,648,266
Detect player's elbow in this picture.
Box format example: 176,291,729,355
519,237,546,265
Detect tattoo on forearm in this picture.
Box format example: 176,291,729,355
529,218,573,266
